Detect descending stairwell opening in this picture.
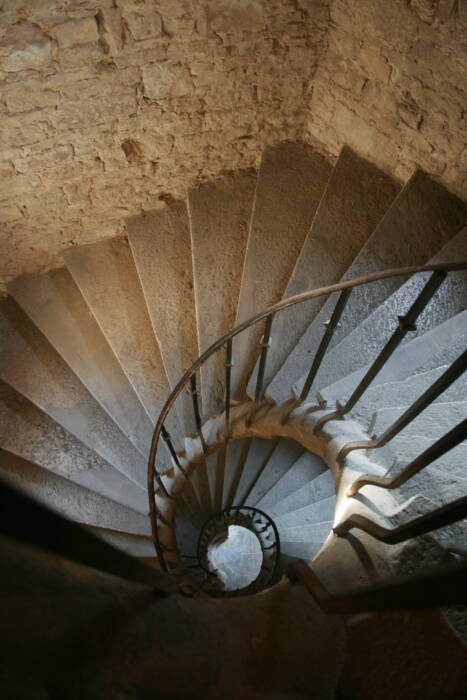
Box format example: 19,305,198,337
207,525,263,591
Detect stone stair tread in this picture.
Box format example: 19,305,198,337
292,226,467,397
0,382,147,513
270,172,466,401
255,450,327,512
232,142,332,397
222,438,251,509
268,469,335,519
84,525,156,557
368,434,467,478
247,145,400,395
234,437,279,506
277,519,333,542
348,365,465,426
63,237,178,437
188,170,256,415
127,201,199,436
8,267,153,457
0,450,151,535
279,540,325,562
0,298,148,488
372,401,467,440
274,495,336,529
391,494,467,553
318,309,467,406
245,437,305,507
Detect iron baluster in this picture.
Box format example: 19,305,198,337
347,418,467,496
254,313,274,403
314,270,448,434
161,424,188,479
337,347,467,463
300,288,351,401
225,339,233,436
190,373,208,453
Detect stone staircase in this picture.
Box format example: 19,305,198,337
1,141,466,698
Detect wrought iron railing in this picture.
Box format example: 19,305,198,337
147,262,467,602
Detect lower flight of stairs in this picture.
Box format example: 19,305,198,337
1,139,466,698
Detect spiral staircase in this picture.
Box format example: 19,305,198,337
1,142,467,699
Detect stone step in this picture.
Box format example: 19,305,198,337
372,401,467,442
268,469,335,519
368,434,466,479
0,381,147,514
0,451,151,535
175,511,199,556
8,268,153,457
395,464,467,510
63,237,179,439
278,519,333,544
280,540,323,563
293,226,467,398
0,298,148,488
270,171,466,401
244,437,305,507
84,525,156,557
188,170,256,415
319,308,467,407
232,142,332,398
127,200,199,436
247,145,400,395
234,437,279,506
348,365,466,428
223,438,251,509
255,450,327,512
275,495,336,529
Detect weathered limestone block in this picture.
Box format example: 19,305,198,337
0,22,52,72
142,62,193,99
54,17,99,48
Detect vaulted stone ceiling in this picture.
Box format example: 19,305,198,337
0,0,465,290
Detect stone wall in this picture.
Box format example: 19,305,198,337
1,0,465,290
0,0,329,288
305,0,466,195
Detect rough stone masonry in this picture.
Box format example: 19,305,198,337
0,0,465,290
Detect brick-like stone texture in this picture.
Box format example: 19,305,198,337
0,0,329,288
0,1,465,292
304,0,466,198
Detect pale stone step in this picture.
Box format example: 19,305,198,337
234,437,279,506
63,237,179,438
244,437,305,507
84,525,156,557
292,227,467,398
255,450,327,512
278,520,333,544
8,268,153,457
268,470,335,519
319,309,467,406
222,438,251,509
232,142,332,397
275,496,336,529
0,450,151,534
127,201,199,436
188,170,256,415
395,465,467,510
348,366,466,428
270,171,467,401
369,435,466,479
0,381,147,514
280,540,323,562
175,511,199,555
247,145,400,394
372,401,467,442
0,298,147,488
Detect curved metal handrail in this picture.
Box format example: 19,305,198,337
147,261,467,570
